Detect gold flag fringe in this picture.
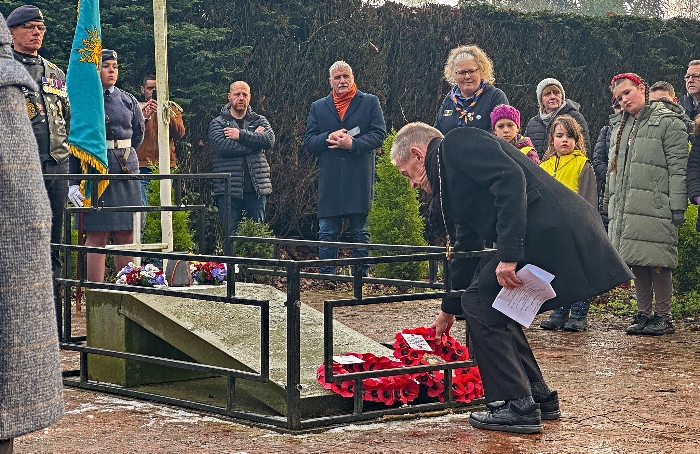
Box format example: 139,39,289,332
69,144,109,208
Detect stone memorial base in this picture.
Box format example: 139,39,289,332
85,283,392,417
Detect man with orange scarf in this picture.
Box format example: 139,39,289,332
305,61,387,276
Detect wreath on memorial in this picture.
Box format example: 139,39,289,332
190,261,227,284
317,352,419,406
317,327,483,406
116,262,165,287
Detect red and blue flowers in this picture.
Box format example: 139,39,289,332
190,261,227,284
116,262,165,287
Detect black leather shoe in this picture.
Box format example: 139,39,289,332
563,316,588,332
540,315,567,330
626,312,650,335
469,401,543,433
487,391,561,420
536,390,561,420
642,315,675,335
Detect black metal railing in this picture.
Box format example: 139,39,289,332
48,173,496,431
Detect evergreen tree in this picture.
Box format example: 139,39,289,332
368,131,428,281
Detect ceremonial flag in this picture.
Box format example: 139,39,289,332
66,0,107,206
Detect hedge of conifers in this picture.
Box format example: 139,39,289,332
14,0,700,238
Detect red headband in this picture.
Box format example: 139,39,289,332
610,73,643,87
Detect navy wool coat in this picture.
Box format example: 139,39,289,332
304,90,387,218
438,128,633,323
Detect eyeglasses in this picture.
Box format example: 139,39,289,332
684,74,700,81
455,68,479,78
20,23,46,32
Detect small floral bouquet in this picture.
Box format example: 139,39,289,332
116,262,165,287
190,261,227,285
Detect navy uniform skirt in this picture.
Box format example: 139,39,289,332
82,146,140,231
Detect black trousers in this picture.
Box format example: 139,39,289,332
42,159,69,278
0,439,13,454
461,275,545,402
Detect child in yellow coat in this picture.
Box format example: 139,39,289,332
539,115,597,331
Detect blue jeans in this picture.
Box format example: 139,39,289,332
318,214,370,275
214,192,267,236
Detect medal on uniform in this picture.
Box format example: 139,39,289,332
26,98,36,118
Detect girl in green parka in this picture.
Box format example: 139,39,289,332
606,73,689,336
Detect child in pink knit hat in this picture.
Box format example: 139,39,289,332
490,104,540,164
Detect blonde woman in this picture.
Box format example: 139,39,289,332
434,44,507,134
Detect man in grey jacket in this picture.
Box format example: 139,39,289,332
0,12,64,452
209,81,274,236
7,4,70,278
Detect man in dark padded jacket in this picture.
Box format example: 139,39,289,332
209,81,275,236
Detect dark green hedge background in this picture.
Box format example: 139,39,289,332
3,0,699,239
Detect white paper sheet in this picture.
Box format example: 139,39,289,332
401,333,433,351
333,355,365,364
492,264,556,327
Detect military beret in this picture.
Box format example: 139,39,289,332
101,49,117,62
6,4,44,28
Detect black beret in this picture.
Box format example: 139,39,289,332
101,49,117,62
6,5,44,28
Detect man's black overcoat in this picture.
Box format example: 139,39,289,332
439,128,633,322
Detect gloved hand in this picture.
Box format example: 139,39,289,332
68,185,85,207
694,195,700,206
671,210,686,227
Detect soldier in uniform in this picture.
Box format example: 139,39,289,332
7,4,70,278
68,49,144,282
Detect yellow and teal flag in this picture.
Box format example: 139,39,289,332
66,0,107,206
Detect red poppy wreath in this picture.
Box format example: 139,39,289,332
317,327,484,406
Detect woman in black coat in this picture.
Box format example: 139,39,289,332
391,123,632,434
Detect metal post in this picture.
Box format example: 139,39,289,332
195,206,203,254
223,177,232,256
79,351,88,383
75,213,85,313
285,262,302,429
153,0,173,253
353,378,363,415
352,264,363,301
226,376,236,412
